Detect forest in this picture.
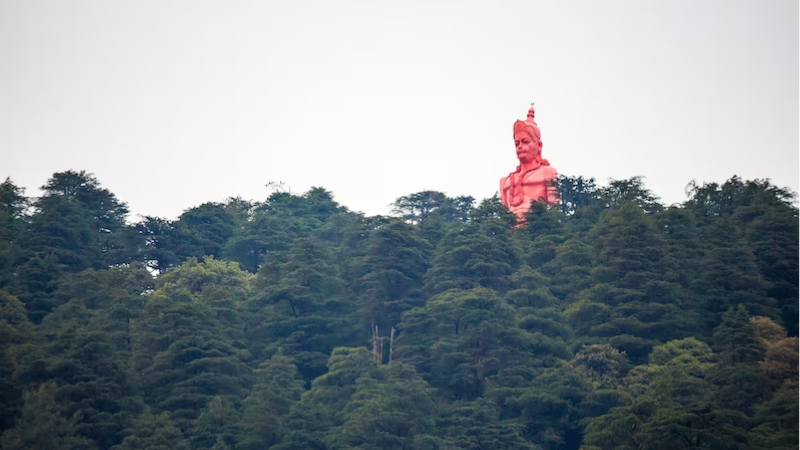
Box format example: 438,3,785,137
0,170,797,450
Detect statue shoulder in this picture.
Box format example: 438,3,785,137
540,165,558,178
500,172,515,186
500,175,510,191
520,165,558,182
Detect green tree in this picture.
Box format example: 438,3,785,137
555,175,599,217
40,170,135,266
134,216,183,273
276,347,377,450
569,344,631,390
0,381,96,450
547,238,593,302
469,194,518,228
521,201,567,269
345,219,431,332
686,176,797,334
709,305,768,412
623,338,715,407
0,177,29,224
10,171,136,321
749,380,799,450
508,365,615,450
190,395,239,449
751,316,798,390
14,195,98,321
41,170,128,232
174,203,238,260
440,398,534,450
396,288,564,400
327,363,439,450
598,176,662,216
424,220,520,295
590,202,668,290
655,206,704,289
257,238,343,319
694,217,781,325
134,258,253,430
0,178,29,290
736,195,799,336
237,353,305,450
391,191,472,224
567,202,700,361
5,266,153,449
0,290,32,434
112,407,190,450
712,305,765,365
248,237,351,381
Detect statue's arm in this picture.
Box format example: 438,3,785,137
499,176,508,206
545,167,560,205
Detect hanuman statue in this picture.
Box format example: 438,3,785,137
499,104,559,221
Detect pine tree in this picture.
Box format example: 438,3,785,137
249,238,351,382
344,219,431,333
327,363,438,450
237,353,304,450
554,175,599,217
0,290,31,434
190,395,239,449
172,203,238,261
520,201,567,270
0,382,96,450
423,219,520,295
709,304,768,413
440,398,535,450
391,191,471,224
749,379,799,450
396,287,564,400
275,347,377,450
134,258,253,430
0,179,29,291
695,217,781,325
712,305,765,365
112,407,190,450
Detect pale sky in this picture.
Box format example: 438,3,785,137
1,0,797,220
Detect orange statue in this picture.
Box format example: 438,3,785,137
500,103,559,221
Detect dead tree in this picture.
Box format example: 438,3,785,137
389,327,396,363
372,324,384,363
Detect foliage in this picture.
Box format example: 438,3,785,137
0,172,796,449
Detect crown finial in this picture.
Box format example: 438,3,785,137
526,102,536,124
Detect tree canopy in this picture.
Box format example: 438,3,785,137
0,170,796,449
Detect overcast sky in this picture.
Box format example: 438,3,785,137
1,0,797,220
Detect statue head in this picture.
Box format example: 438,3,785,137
513,104,549,166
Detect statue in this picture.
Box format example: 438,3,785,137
500,103,559,221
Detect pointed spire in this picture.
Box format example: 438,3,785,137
513,102,542,142
526,102,537,126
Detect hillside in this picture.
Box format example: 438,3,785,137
0,171,797,450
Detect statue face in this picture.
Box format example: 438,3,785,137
514,132,538,164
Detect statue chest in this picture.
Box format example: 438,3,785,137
503,169,549,207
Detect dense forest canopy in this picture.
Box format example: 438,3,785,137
0,170,797,450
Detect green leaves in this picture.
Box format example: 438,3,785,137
0,171,796,449
391,190,474,224
569,344,631,389
424,221,520,295
0,382,97,450
713,305,765,365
